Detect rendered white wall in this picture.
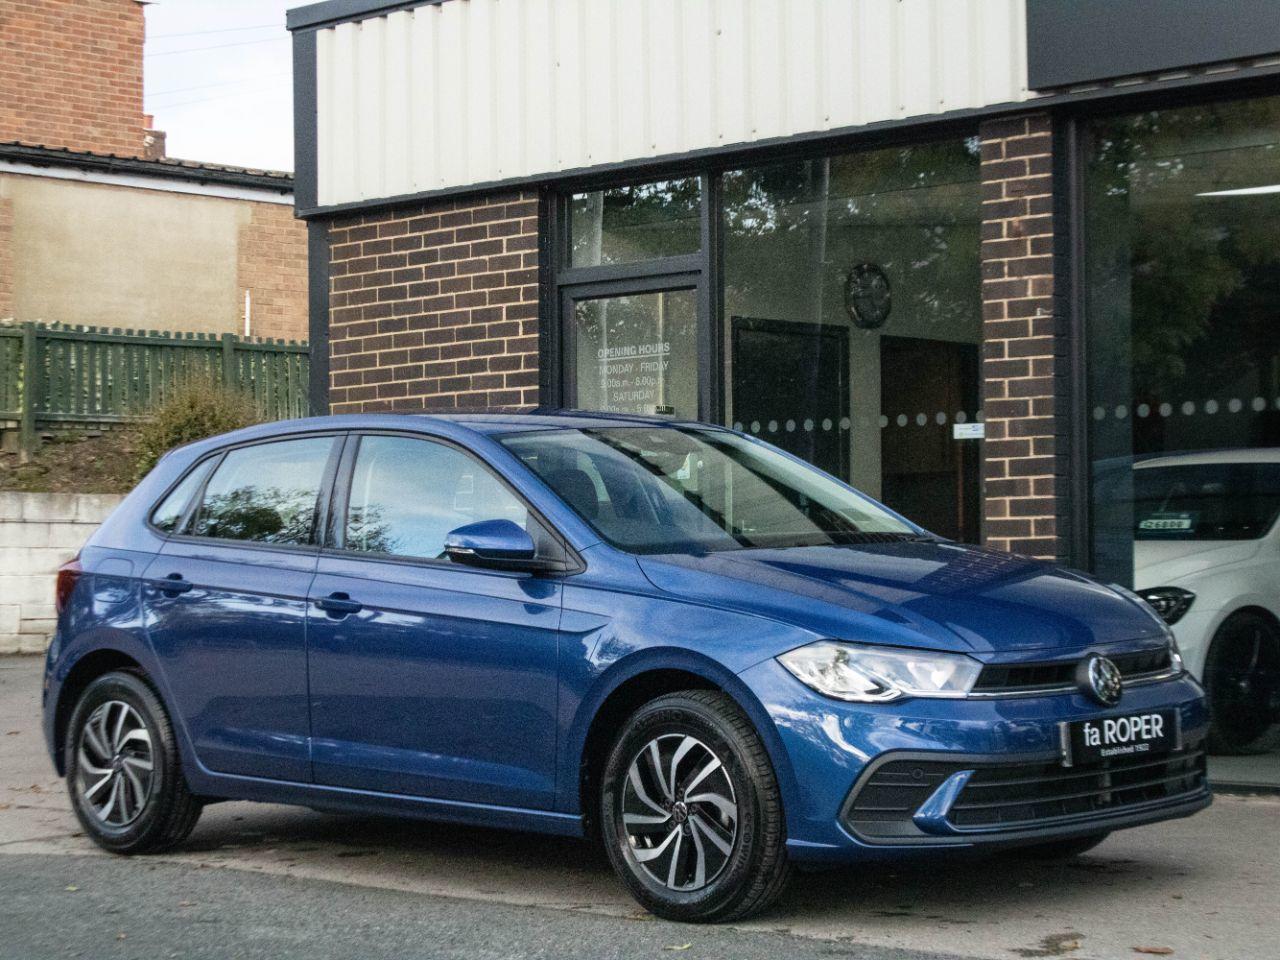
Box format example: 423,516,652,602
313,0,1032,207
0,493,123,654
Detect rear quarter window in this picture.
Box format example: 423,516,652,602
150,458,217,534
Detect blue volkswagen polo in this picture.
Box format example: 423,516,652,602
42,412,1210,922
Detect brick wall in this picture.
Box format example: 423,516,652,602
238,202,309,342
978,114,1065,560
0,0,147,158
327,191,540,413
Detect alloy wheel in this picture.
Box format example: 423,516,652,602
76,700,155,827
621,733,739,891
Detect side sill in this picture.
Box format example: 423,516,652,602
187,768,586,839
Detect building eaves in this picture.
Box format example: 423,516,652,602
0,142,294,195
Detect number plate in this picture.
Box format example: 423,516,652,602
1061,709,1179,767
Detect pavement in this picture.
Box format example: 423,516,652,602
1205,727,1280,789
2,654,1277,960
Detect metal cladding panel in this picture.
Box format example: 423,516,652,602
313,0,1032,208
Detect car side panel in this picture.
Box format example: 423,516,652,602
307,555,562,808
141,539,317,782
43,545,171,770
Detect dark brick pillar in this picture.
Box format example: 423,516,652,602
326,191,541,413
978,114,1067,560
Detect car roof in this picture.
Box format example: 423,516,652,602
1134,447,1280,468
170,409,712,456
436,409,707,435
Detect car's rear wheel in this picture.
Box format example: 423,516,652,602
1205,611,1280,754
65,670,203,854
599,690,792,923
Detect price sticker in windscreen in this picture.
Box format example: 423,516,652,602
1137,511,1197,535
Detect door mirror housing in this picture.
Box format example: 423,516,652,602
444,519,550,572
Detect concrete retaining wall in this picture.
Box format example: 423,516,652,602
0,492,124,653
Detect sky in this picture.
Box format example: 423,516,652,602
143,0,299,172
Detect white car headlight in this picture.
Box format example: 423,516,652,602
777,641,982,703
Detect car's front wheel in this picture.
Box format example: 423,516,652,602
1205,611,1280,754
599,690,792,923
64,670,203,854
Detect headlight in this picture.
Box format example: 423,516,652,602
777,641,982,703
1137,586,1195,625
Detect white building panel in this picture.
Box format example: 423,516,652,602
313,0,1032,208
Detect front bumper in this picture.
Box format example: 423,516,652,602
739,658,1211,863
842,740,1208,846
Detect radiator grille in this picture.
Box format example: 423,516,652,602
972,648,1174,694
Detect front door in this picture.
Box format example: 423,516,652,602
306,433,563,810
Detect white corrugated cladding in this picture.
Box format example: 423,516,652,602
314,0,1032,207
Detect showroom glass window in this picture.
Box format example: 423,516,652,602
721,140,983,542
1085,96,1280,585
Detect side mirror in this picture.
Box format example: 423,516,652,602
444,519,547,572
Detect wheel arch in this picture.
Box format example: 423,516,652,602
570,649,799,841
51,647,147,776
1220,604,1280,631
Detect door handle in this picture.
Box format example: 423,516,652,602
315,592,363,616
153,573,194,595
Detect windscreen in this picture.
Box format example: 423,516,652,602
500,426,918,554
1132,461,1280,541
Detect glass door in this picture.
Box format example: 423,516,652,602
554,176,712,420
561,276,701,419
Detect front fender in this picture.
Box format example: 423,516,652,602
561,646,802,838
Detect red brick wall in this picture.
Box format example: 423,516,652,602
237,203,309,342
327,191,540,413
0,0,146,157
978,114,1064,560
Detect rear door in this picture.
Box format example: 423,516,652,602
142,434,342,782
306,432,564,809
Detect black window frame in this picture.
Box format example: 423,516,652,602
321,429,582,576
546,170,721,425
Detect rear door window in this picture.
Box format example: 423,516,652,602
190,437,336,545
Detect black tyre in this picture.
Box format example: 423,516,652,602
1006,832,1109,860
64,670,203,854
1204,611,1280,755
599,690,792,923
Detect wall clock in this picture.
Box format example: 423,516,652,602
844,262,892,329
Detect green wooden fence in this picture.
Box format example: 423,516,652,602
0,322,310,454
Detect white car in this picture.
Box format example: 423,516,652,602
1130,449,1280,753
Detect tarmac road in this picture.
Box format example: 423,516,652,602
2,656,1277,960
